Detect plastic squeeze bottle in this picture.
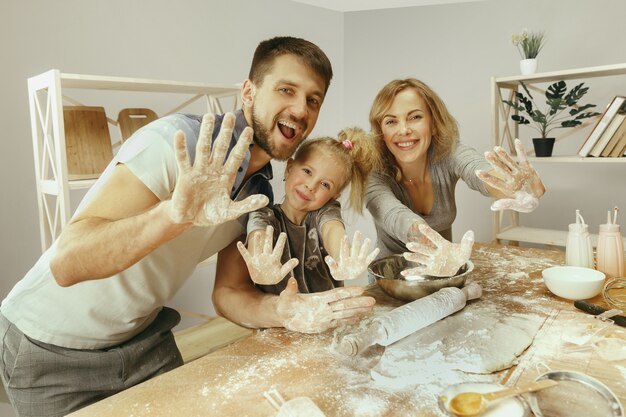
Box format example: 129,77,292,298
565,210,594,268
596,207,625,278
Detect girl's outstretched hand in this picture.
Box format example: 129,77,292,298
276,278,375,333
325,231,380,281
477,138,545,213
237,225,299,285
403,224,474,277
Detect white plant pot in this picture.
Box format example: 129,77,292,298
520,58,538,75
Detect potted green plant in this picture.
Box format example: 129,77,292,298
503,80,601,157
512,29,546,74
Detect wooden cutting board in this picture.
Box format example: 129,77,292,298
63,106,113,180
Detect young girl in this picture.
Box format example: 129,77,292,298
237,128,381,294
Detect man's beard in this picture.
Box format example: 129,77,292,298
250,106,302,161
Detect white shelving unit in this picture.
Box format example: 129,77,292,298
27,69,241,251
490,63,626,247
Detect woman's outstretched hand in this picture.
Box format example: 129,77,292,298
403,224,474,277
237,226,299,285
477,138,545,213
325,231,380,281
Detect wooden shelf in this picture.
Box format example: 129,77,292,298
496,226,569,247
28,69,241,251
526,156,626,163
59,72,240,95
40,179,98,194
494,62,626,86
496,226,626,248
491,62,626,246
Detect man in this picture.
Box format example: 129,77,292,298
0,36,370,417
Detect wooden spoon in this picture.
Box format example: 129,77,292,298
448,379,558,417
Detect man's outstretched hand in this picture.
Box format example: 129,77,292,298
167,112,269,226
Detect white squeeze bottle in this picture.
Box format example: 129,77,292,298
596,207,625,278
565,210,593,268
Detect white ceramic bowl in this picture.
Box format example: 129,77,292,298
542,266,605,300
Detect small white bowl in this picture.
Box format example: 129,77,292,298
542,266,605,300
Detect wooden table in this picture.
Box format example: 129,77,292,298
69,244,626,416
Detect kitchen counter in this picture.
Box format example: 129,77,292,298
68,243,626,416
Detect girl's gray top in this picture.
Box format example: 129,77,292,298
247,202,343,294
364,143,491,258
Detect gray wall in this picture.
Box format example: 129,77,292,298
2,0,626,320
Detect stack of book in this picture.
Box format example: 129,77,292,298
578,95,626,157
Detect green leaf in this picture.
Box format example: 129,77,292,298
532,109,547,124
546,98,566,115
574,111,602,120
502,100,526,112
511,115,530,124
569,104,596,115
519,81,534,100
564,83,589,106
561,120,582,128
515,92,534,114
546,81,566,100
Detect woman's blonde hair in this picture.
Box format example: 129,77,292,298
293,128,381,213
369,78,459,180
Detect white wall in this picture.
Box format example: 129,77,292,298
344,0,626,244
3,0,626,322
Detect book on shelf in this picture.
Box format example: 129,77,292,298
608,122,626,157
601,112,626,156
591,111,626,156
578,95,626,157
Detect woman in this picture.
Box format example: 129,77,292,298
365,78,545,276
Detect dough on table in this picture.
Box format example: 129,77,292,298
371,303,544,383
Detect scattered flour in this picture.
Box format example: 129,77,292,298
130,245,589,416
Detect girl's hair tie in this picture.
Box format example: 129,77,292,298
342,139,353,150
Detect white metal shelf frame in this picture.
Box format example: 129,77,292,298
27,69,241,251
490,63,626,246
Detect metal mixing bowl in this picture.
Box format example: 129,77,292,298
368,255,474,302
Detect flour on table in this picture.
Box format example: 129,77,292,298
372,303,544,385
276,397,326,417
507,271,529,281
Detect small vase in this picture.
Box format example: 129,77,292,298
532,138,555,157
520,58,538,75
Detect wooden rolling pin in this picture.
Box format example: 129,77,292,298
337,282,482,356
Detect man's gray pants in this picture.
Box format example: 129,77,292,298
0,307,183,417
